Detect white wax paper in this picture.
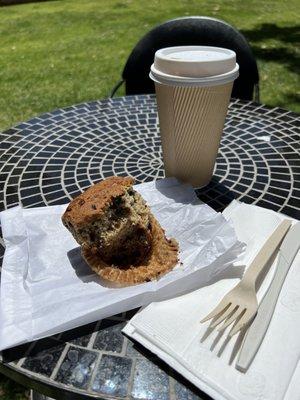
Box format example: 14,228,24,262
0,178,243,350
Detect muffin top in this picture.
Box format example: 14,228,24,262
62,176,134,227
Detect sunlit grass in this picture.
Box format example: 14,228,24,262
0,0,299,131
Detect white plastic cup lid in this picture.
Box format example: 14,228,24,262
150,46,239,87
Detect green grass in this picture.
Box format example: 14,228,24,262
0,0,299,132
0,0,299,397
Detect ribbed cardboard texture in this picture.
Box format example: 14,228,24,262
155,82,233,187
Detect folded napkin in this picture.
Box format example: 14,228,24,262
0,178,243,351
124,201,300,400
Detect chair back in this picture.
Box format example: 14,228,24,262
122,17,259,101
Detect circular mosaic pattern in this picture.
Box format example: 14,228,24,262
0,95,299,400
199,104,300,215
0,96,299,218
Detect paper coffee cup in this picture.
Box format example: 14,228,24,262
150,46,239,188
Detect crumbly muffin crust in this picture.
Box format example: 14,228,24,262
62,176,134,228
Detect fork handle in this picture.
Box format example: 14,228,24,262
243,219,292,285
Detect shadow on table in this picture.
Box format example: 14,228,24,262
153,176,238,211
196,178,237,211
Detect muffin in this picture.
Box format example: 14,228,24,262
62,176,179,285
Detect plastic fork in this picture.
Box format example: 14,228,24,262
201,219,292,336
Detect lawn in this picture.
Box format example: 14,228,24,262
0,0,299,398
0,0,299,133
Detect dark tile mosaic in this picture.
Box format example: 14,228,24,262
20,187,41,197
294,174,300,181
21,195,44,207
0,173,8,182
92,354,132,397
245,189,265,199
6,194,20,205
55,347,97,389
262,193,286,205
286,197,300,208
256,175,270,184
0,141,11,150
240,195,256,204
251,182,267,191
256,199,281,212
21,342,64,377
43,184,63,194
93,320,125,353
126,339,146,358
6,185,18,195
10,167,24,176
7,176,20,185
1,164,14,173
281,206,300,219
291,189,300,199
45,190,67,201
46,197,69,205
269,179,292,190
132,358,170,400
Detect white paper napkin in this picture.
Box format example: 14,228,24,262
124,201,300,400
0,178,243,351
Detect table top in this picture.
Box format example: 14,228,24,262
0,94,299,400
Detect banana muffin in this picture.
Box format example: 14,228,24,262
62,176,179,284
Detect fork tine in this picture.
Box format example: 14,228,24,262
229,310,256,337
200,300,229,323
217,306,241,331
210,304,236,328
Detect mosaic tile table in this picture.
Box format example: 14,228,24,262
0,95,299,400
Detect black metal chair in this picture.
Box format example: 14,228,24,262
110,16,259,102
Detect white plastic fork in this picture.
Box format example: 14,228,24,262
201,219,292,336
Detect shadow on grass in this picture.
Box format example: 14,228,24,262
284,93,300,104
0,0,55,6
241,23,300,43
241,23,300,75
